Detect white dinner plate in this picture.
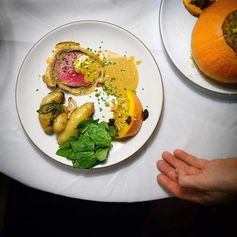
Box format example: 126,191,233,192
159,0,237,95
16,20,163,168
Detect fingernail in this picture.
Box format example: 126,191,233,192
174,149,182,154
157,174,165,182
156,160,162,168
162,151,170,158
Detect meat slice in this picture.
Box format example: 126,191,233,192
43,41,104,96
54,51,85,87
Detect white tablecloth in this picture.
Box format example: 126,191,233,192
0,0,237,202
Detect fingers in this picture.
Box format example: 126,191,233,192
157,160,178,182
162,151,200,175
157,174,204,204
157,174,180,195
157,150,215,204
157,150,205,190
174,149,206,169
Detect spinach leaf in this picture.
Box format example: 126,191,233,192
108,126,117,138
56,145,76,160
73,151,97,169
98,121,109,130
95,148,109,161
56,140,74,159
84,123,112,147
56,118,116,169
77,118,98,133
71,136,94,152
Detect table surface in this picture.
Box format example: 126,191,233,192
0,0,237,202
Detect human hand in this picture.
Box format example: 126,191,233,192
156,149,237,205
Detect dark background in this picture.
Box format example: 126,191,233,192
0,173,236,237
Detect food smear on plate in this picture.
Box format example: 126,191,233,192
191,0,237,83
100,50,139,97
97,50,145,139
38,41,149,168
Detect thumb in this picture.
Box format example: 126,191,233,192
177,168,205,190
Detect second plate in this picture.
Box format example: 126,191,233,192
159,0,237,96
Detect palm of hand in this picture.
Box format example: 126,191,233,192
157,150,237,205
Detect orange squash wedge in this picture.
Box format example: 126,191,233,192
112,90,143,139
192,0,237,84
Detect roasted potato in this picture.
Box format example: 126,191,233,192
57,102,94,145
38,91,65,134
38,112,54,134
40,90,65,106
53,112,68,134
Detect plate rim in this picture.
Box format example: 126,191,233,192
159,0,237,97
15,20,164,169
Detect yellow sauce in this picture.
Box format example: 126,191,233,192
73,55,102,83
100,51,139,97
